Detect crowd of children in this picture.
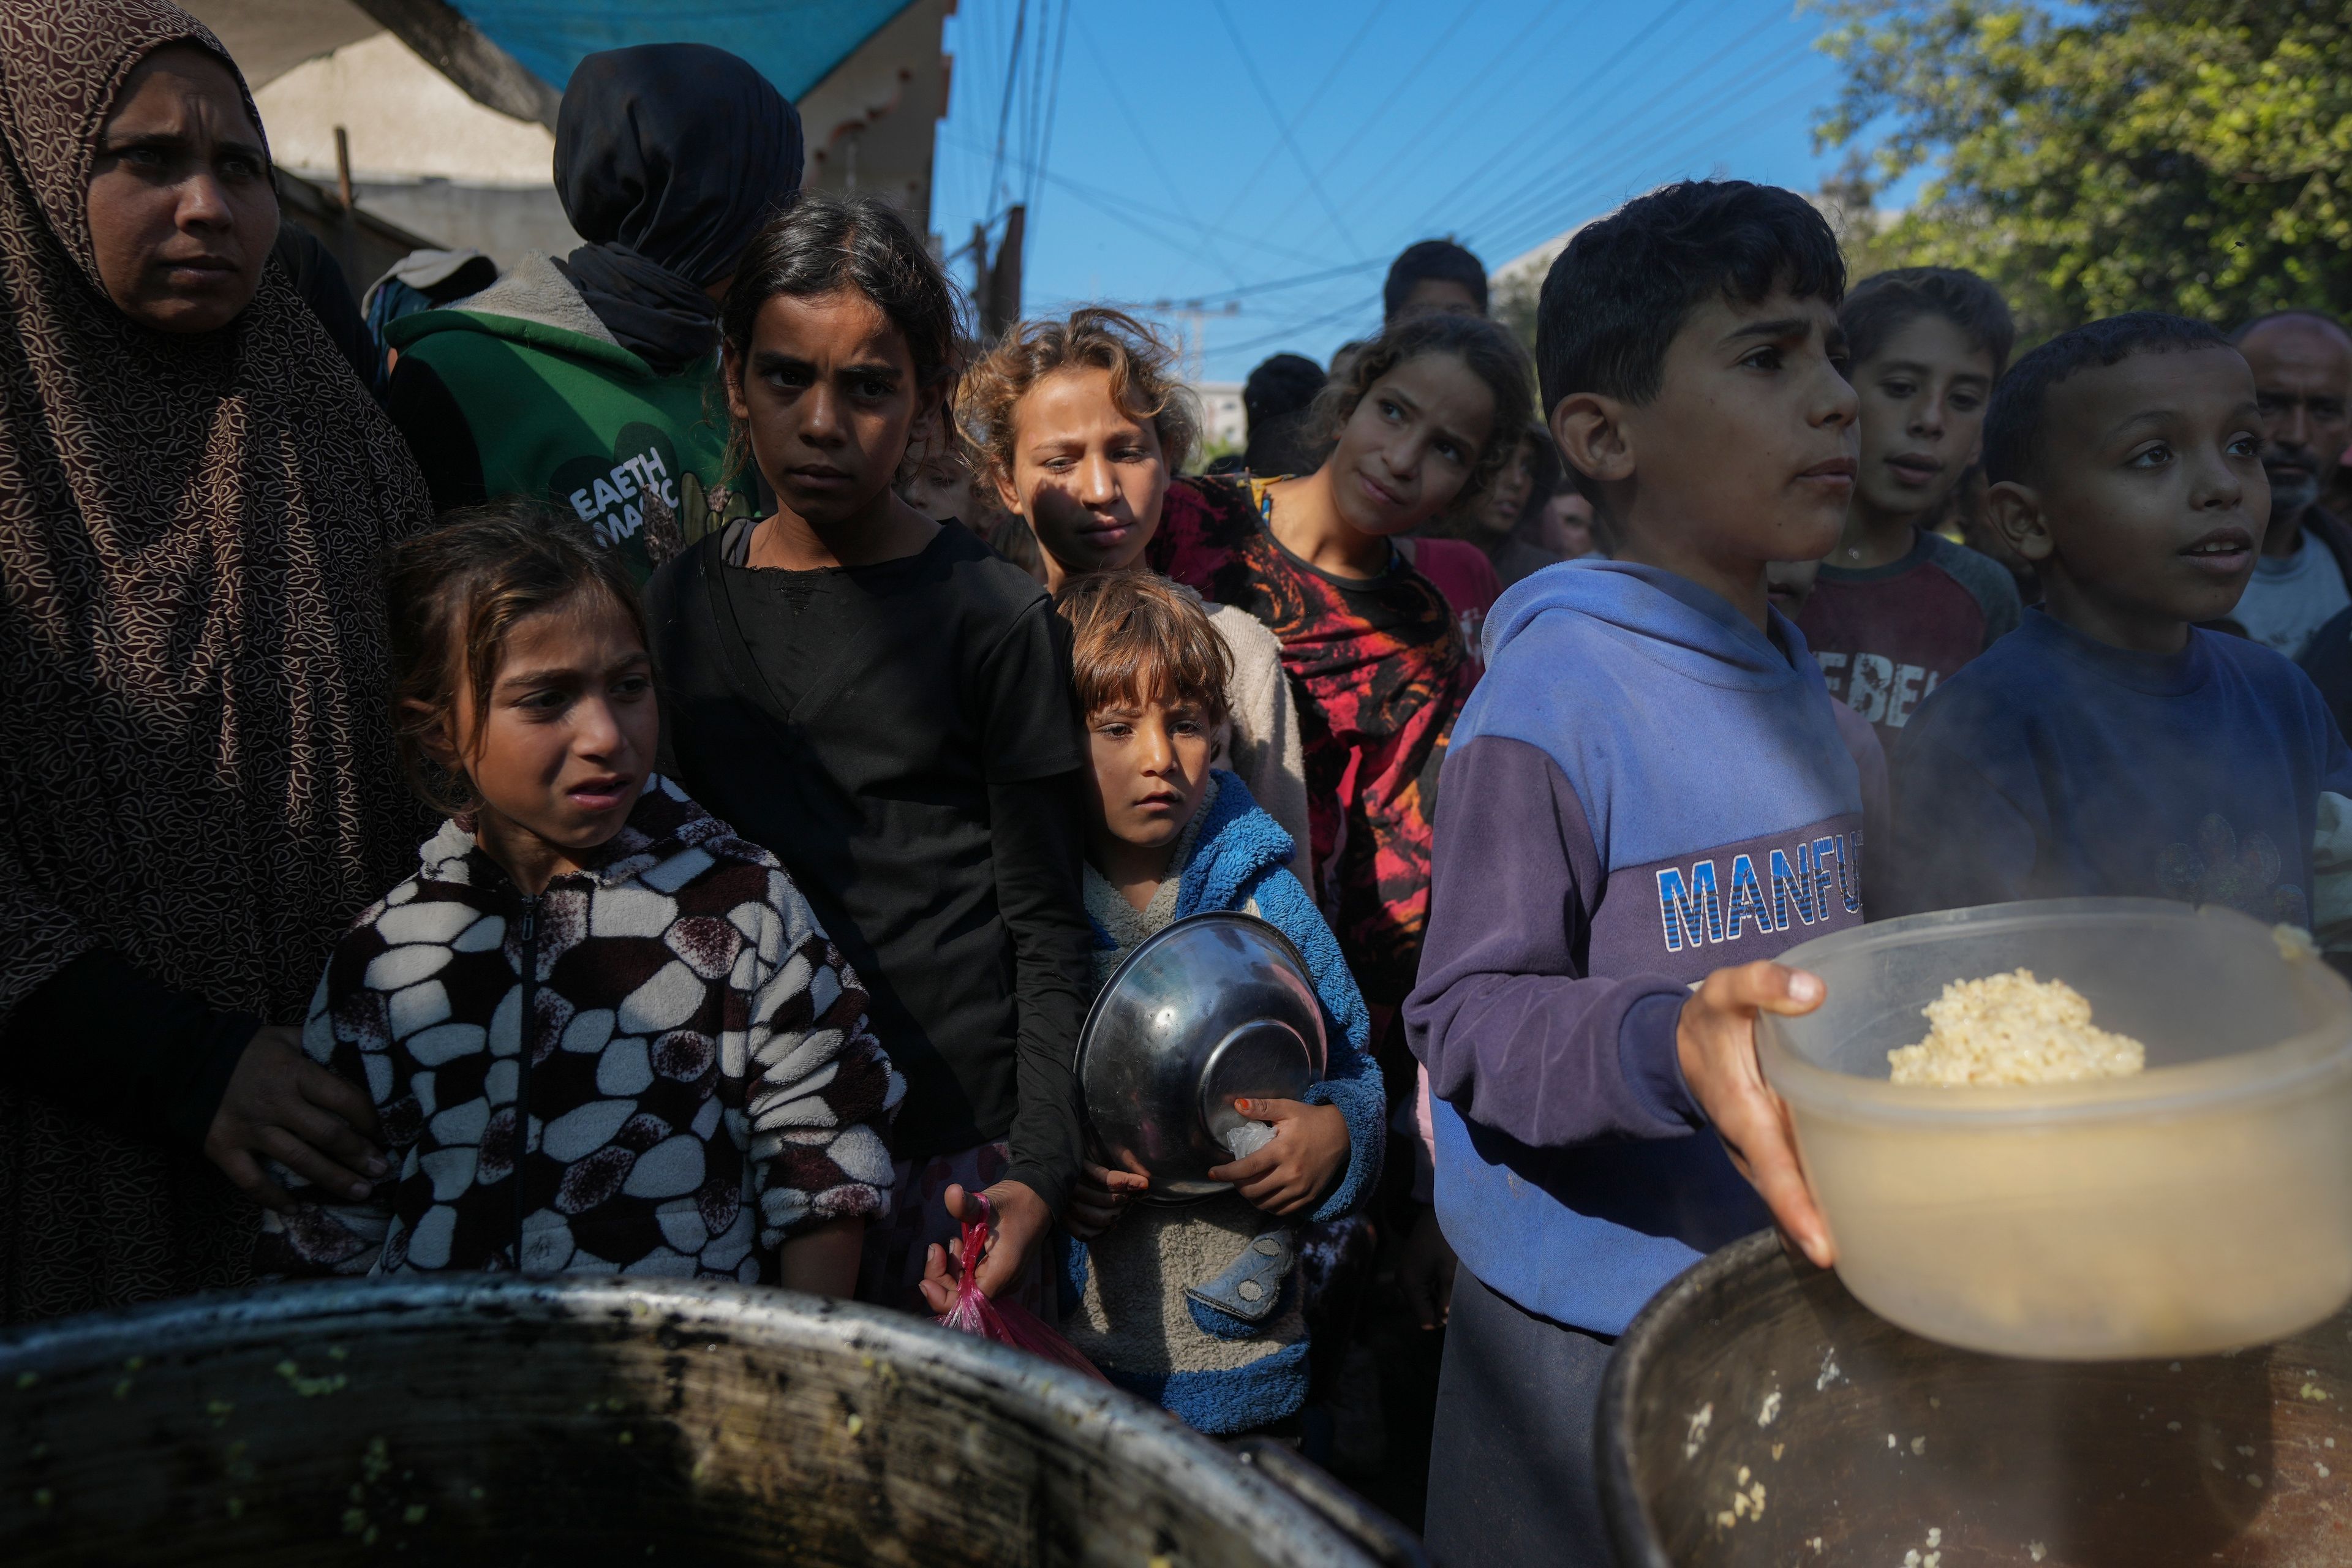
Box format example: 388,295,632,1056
247,173,2352,1553
10,12,2352,1558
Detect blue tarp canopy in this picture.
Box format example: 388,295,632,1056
448,1,914,99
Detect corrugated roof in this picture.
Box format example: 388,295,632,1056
448,0,914,99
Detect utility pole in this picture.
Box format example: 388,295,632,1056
1151,298,1242,383
984,205,1026,341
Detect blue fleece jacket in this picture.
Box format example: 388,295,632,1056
1065,771,1382,1433
1405,561,1877,1335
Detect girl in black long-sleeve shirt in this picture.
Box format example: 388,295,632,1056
646,196,1091,1310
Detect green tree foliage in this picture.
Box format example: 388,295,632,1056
1812,1,2352,336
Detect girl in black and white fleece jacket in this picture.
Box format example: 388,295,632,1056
261,505,901,1286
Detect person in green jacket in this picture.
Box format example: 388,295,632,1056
384,43,795,581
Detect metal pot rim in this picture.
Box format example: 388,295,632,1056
1594,1229,1785,1568
0,1273,1378,1568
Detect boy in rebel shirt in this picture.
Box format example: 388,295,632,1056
1888,313,2352,930
1405,180,1871,1568
1799,268,2022,746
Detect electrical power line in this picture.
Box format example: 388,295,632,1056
1480,71,1842,265
935,127,1341,273
1072,13,1246,284
1320,0,1609,225
1228,0,1723,336
1443,17,1810,243
1253,0,1496,247
1025,0,1075,222
1208,61,1833,372
1401,0,1719,241
942,1,1853,379
1207,0,1366,254
1213,290,1383,361
1205,0,1396,233
1460,38,1826,250
1020,0,1060,213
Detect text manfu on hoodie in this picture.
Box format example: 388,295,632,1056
1406,560,1876,1336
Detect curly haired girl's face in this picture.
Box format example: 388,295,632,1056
1001,367,1169,583
727,288,924,529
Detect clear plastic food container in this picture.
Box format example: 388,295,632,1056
1757,899,2352,1360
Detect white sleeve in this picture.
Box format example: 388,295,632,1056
739,889,904,1250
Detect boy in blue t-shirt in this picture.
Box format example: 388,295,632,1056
1889,312,2352,935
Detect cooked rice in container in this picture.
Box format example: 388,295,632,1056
1887,969,2147,1087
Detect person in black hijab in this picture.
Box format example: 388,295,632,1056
383,43,799,578
554,43,803,373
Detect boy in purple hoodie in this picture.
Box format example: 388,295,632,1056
1404,180,1878,1567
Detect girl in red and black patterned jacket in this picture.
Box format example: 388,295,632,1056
260,503,902,1289
1148,314,1531,1016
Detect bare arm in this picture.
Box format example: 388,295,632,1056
780,1215,866,1297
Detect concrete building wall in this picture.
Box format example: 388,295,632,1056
226,4,950,277
796,0,952,227
183,0,378,88
345,182,582,270
249,26,575,273
1192,382,1246,454
255,30,557,187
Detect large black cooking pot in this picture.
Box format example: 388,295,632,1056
0,1276,1422,1567
1599,1232,2352,1567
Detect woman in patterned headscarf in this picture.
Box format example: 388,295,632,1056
0,0,432,1321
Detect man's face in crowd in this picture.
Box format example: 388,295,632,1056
1394,277,1482,323
1543,486,1596,557
2237,315,2352,526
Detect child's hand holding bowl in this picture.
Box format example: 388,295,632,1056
1676,960,1836,1269
1207,1096,1350,1216
1067,1156,1151,1240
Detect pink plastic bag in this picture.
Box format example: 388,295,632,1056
933,1193,1110,1383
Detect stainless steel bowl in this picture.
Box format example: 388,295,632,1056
1077,912,1328,1202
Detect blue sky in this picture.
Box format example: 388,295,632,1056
927,0,1863,382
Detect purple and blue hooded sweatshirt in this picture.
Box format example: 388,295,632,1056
1404,560,1876,1336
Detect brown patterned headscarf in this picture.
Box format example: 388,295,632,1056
0,0,433,1321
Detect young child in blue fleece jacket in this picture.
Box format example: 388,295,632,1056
1053,571,1383,1438
1403,181,1879,1568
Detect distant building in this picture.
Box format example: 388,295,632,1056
1488,223,1584,355
1191,381,1245,457
249,27,575,262
187,0,952,284
1491,227,1580,293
